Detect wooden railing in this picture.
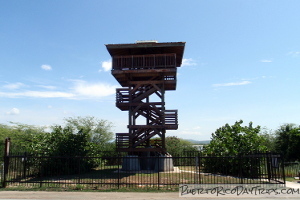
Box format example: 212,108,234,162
112,53,176,70
163,110,178,126
116,133,130,149
116,88,130,104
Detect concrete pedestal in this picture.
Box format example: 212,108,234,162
140,154,156,170
121,154,174,172
154,154,174,172
121,155,141,171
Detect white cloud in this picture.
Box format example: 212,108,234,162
72,80,117,98
212,81,251,87
37,85,57,90
260,59,272,63
63,110,74,115
26,91,74,98
287,51,300,57
182,58,197,67
100,60,112,72
41,64,52,71
3,82,25,89
192,126,202,130
6,108,20,115
0,91,74,98
0,80,117,99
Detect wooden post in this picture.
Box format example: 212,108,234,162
2,138,11,188
161,81,166,151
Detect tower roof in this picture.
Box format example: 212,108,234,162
105,42,185,67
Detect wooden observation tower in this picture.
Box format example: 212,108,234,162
106,41,185,154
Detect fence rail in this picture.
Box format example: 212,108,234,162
2,151,285,190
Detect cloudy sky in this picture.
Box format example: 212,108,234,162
1,0,300,140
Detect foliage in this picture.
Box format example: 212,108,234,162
22,126,100,175
29,126,98,156
0,116,115,176
165,136,198,156
204,120,268,156
259,127,276,152
63,116,114,147
274,123,300,161
26,117,114,175
203,120,268,177
0,123,44,163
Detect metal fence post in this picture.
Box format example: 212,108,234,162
77,157,81,185
197,154,201,184
157,154,160,190
238,154,243,184
118,153,120,189
281,153,286,185
2,138,11,188
266,153,271,183
23,152,27,179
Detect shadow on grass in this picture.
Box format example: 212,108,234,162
22,168,137,182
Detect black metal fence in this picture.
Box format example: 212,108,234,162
284,162,300,177
2,151,285,190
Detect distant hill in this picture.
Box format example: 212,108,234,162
186,139,210,145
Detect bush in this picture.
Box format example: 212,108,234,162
1,116,114,176
202,120,268,177
25,126,104,176
165,136,198,156
275,124,300,162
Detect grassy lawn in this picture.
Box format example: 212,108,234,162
285,177,300,183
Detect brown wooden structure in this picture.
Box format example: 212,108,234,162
106,41,185,153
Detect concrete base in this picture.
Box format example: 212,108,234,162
140,156,156,170
121,155,141,171
154,154,174,172
121,154,174,172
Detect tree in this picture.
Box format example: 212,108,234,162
203,120,268,177
0,122,44,154
25,116,115,175
63,116,114,150
259,127,276,152
164,136,198,166
0,116,115,175
274,123,300,161
204,120,268,156
27,116,114,156
26,125,104,175
165,136,197,156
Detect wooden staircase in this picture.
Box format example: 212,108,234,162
115,82,178,152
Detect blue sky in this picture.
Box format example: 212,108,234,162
1,0,300,140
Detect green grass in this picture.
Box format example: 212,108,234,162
285,177,299,183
